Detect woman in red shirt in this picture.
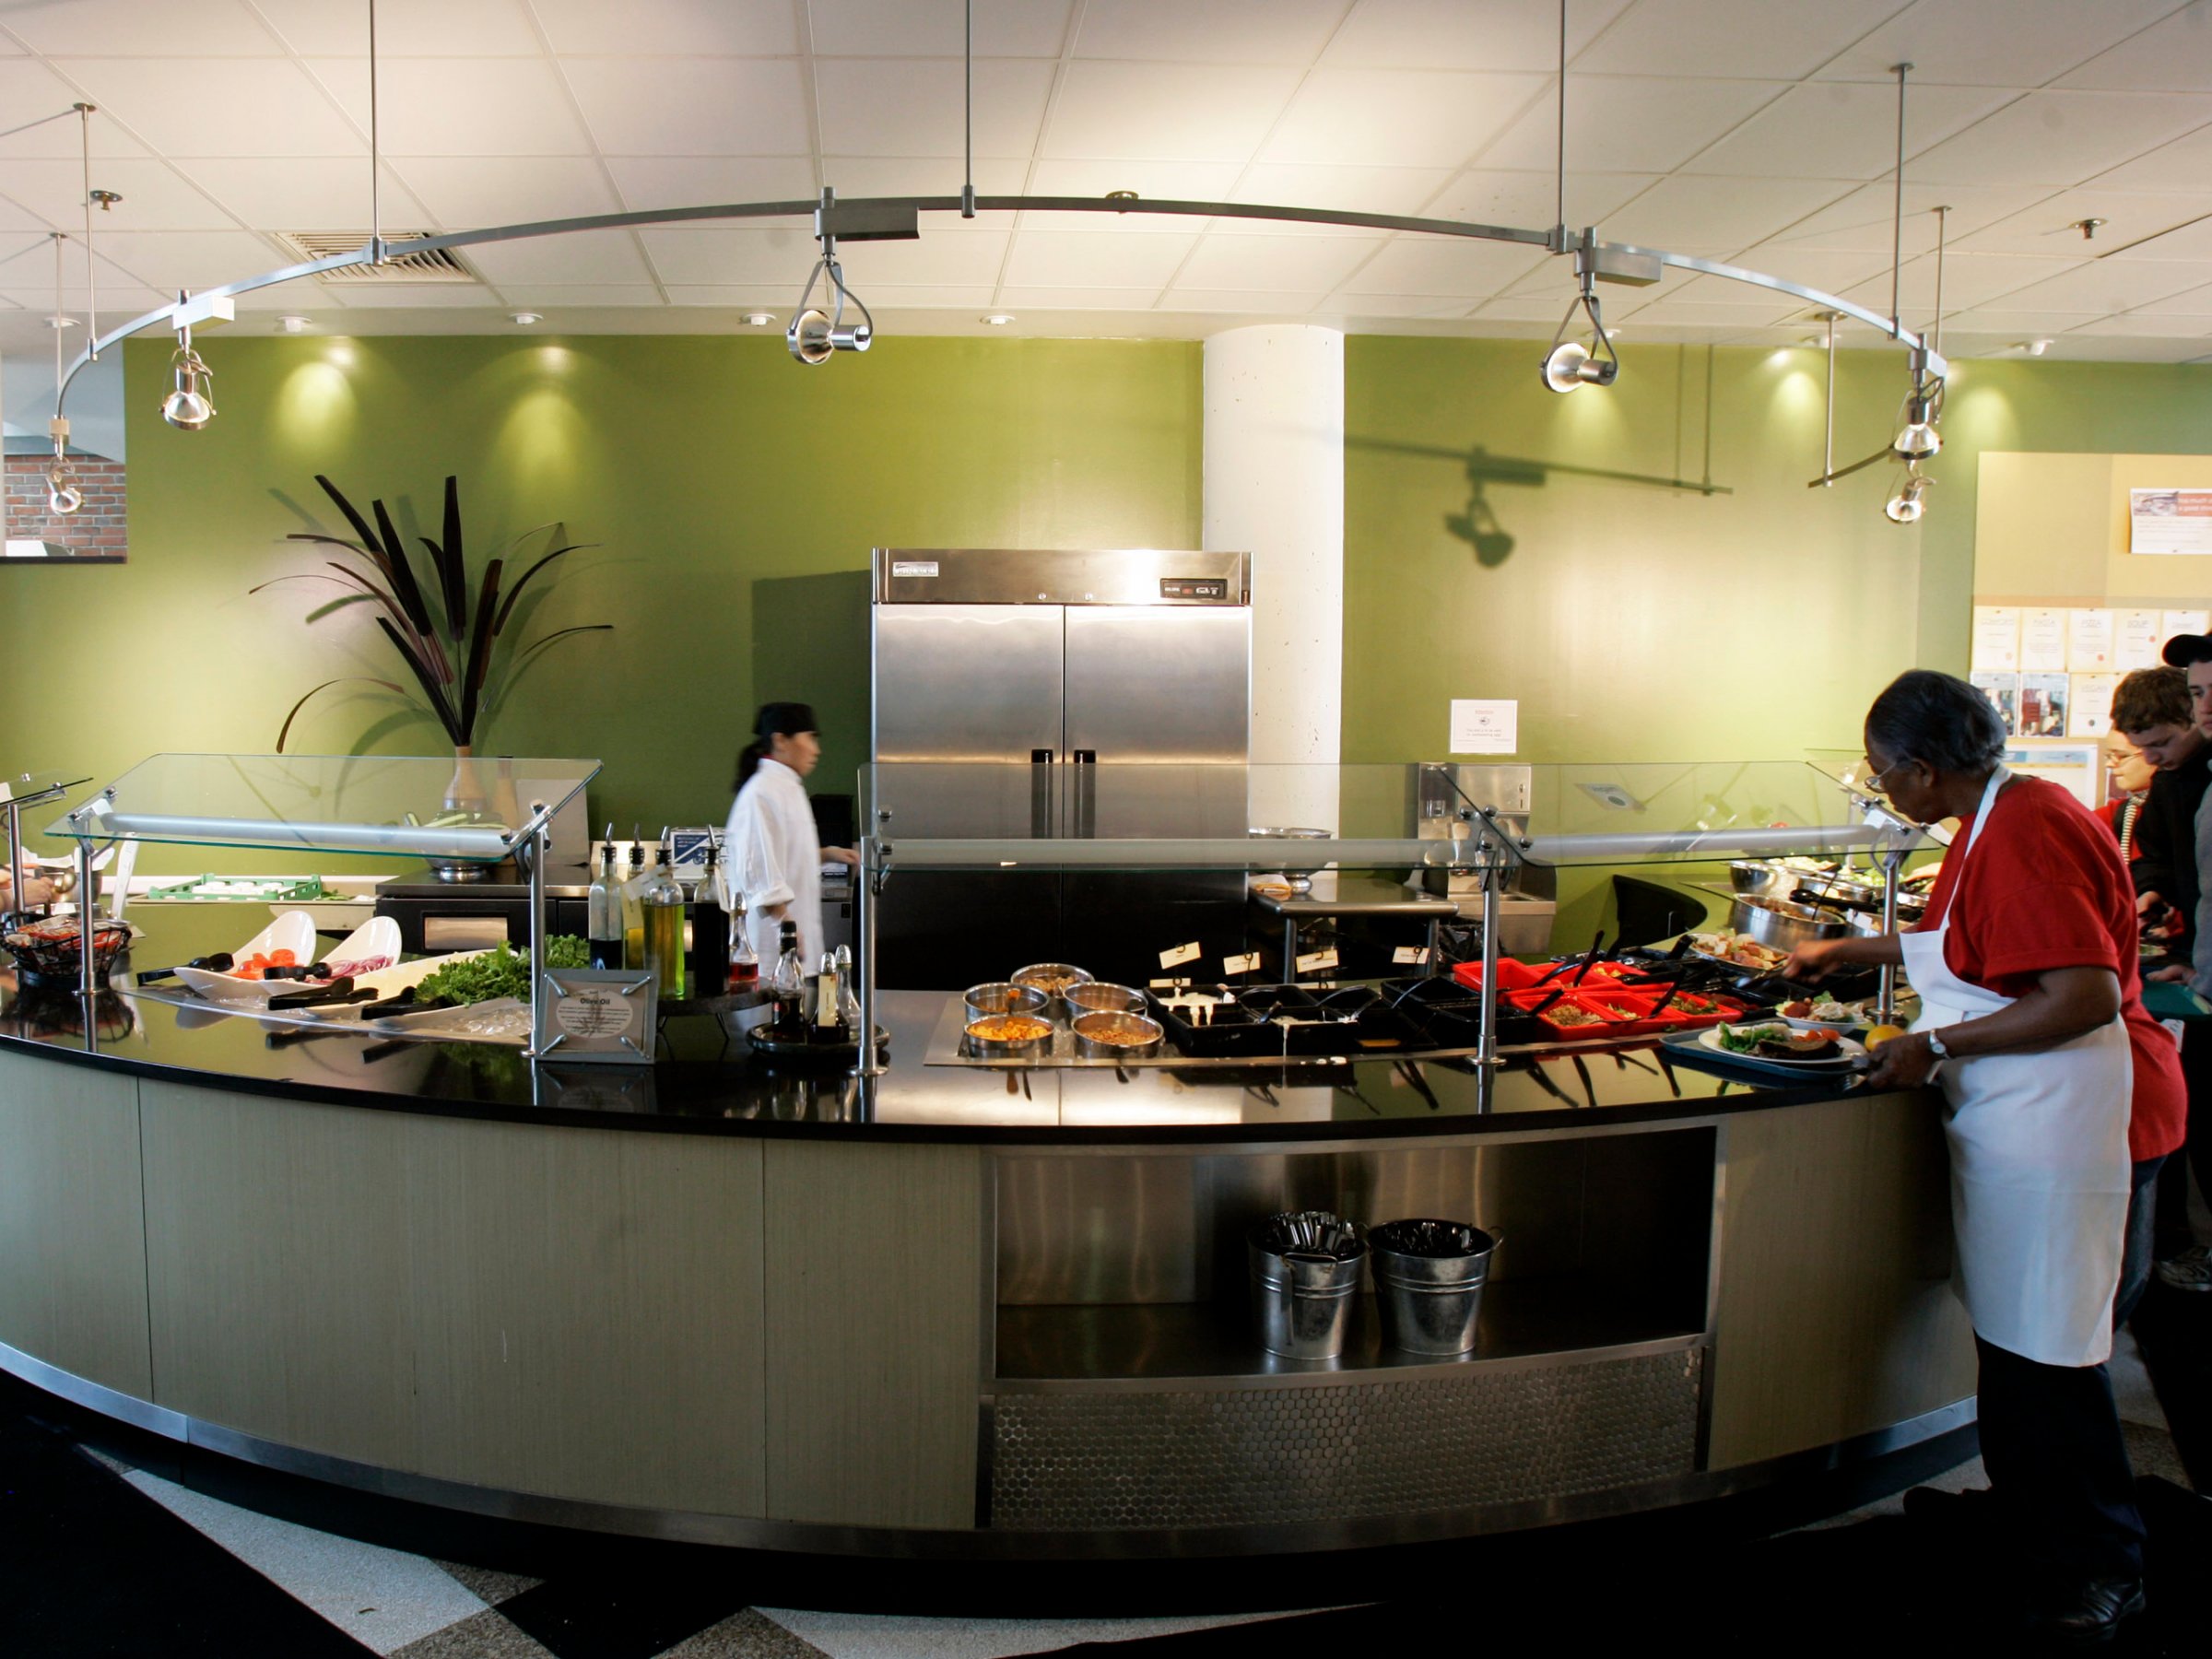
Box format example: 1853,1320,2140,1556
1787,670,2184,1646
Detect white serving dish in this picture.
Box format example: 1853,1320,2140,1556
171,912,321,1006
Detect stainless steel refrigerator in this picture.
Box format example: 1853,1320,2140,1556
870,547,1252,988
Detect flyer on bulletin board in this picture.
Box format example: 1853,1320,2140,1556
2067,608,2114,671
2116,608,2164,671
1971,672,2020,735
2164,609,2211,643
2018,672,2070,738
2130,489,2212,556
2068,673,2117,738
2019,608,2069,672
1971,606,2020,672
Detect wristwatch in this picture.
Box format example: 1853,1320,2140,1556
1924,1028,1950,1059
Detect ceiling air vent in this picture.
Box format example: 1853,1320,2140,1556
270,230,476,283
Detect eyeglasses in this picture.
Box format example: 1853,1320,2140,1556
1860,757,1915,797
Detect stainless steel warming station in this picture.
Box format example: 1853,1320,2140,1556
870,547,1252,988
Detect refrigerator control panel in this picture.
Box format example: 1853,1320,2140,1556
1158,577,1230,601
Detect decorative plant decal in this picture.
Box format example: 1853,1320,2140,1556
258,474,607,750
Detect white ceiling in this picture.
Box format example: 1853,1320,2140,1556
0,0,2208,363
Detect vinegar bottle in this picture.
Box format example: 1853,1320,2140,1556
586,830,623,971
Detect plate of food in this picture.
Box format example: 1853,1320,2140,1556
1772,994,1918,1032
1686,930,1791,975
1696,1021,1866,1071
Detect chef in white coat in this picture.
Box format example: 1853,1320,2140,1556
724,702,857,971
1784,670,2181,1647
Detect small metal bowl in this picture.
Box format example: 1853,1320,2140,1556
1072,1009,1164,1059
964,981,1049,1024
1011,962,1093,1003
1728,859,1793,898
963,1013,1055,1058
1065,981,1144,1017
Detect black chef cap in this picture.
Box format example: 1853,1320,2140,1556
755,701,818,739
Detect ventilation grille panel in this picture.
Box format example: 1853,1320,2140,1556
270,231,475,283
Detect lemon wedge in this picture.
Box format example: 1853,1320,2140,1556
1864,1024,1905,1050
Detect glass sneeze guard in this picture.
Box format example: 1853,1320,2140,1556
43,753,599,864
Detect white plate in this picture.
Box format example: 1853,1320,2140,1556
1698,1026,1866,1069
171,911,322,1006
1688,939,1789,975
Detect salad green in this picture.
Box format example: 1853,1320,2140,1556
414,936,589,1007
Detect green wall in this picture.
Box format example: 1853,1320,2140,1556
1343,337,2212,938
2,334,1200,853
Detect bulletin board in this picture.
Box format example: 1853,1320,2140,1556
1971,452,2212,754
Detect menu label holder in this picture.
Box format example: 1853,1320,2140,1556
1295,947,1340,975
533,968,657,1065
1221,952,1261,976
1159,941,1201,969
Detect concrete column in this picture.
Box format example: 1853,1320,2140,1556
1203,324,1343,833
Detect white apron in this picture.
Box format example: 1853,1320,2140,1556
1901,767,2132,1368
724,759,824,971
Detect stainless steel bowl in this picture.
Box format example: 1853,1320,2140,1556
963,1014,1055,1059
1727,895,1850,953
1065,981,1145,1017
964,981,1049,1024
1010,963,1093,1006
1250,827,1331,895
1728,860,1796,899
1072,1009,1164,1058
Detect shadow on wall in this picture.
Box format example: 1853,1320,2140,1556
750,569,873,795
1346,438,1734,570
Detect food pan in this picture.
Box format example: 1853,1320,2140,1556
1064,981,1145,1017
1532,994,1636,1043
1073,1010,1164,1058
962,1012,1054,1058
964,981,1049,1024
1010,962,1093,1007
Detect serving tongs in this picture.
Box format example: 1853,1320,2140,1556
1527,932,1608,1017
136,951,233,985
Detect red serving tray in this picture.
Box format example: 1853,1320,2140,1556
1451,958,1547,992
1533,993,1642,1042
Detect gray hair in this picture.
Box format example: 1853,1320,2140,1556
1865,669,2007,776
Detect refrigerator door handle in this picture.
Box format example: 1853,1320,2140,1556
1030,748,1055,839
1071,750,1097,839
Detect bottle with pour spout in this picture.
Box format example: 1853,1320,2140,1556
639,841,688,1002
586,825,623,971
619,828,649,970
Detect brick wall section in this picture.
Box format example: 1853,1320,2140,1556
6,455,128,552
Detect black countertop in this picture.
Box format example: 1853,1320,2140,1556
0,905,1890,1145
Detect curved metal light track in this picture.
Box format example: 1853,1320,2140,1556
55,195,1937,416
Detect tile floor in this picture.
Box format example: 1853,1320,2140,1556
3,1312,2206,1658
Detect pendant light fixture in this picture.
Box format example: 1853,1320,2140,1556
1542,246,1620,393
44,232,83,514
1885,467,1931,524
786,187,891,365
161,289,217,429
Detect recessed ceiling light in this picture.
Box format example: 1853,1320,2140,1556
277,314,311,334
2025,337,2052,356
44,313,76,329
510,311,543,326
741,312,774,327
980,312,1016,326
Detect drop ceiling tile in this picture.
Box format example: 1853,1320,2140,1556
3,0,283,57
1610,294,1802,326
1041,62,1304,162
1474,76,1793,172
253,0,540,55
1430,169,1653,231
815,57,1054,157
1323,0,1632,72
0,282,165,316
2070,312,2212,336
992,285,1167,309
79,228,287,289
530,0,800,56
1754,181,2055,253
172,159,429,230
835,230,1011,287
1172,233,1384,290
2090,123,2212,192
1335,236,1549,297
1003,229,1199,287
1470,295,1578,323
1158,291,1323,314
810,0,1073,57
602,156,818,212
0,157,235,230
560,56,809,156
1605,176,1861,253
55,58,362,158
2129,280,2212,314
1015,208,1207,234
329,284,495,310
835,284,999,307
1688,80,2019,180
394,157,620,227
1814,0,2184,87
663,284,801,307
225,281,350,311
1574,0,1907,79
639,225,818,285
1229,163,1455,218
1030,158,1245,206
1971,257,2212,312
1958,191,2212,257
0,61,147,157
1906,91,2212,186
1322,292,1477,318
1073,0,1350,65
824,156,1026,198
2030,334,2212,362
2108,214,2212,261
1838,250,2085,311
2060,2,2212,92
1716,244,1898,296
1940,307,2105,335
478,285,665,306
1258,69,1548,169
459,229,653,285
304,57,595,156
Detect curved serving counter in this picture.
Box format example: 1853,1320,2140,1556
0,960,1976,1559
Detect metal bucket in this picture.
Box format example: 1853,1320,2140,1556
1370,1218,1500,1356
1247,1212,1364,1360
